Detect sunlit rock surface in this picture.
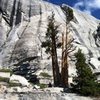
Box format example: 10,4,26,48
0,92,94,100
0,0,100,78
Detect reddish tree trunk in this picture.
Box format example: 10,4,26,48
61,26,69,88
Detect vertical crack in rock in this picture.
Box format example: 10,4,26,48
10,0,17,27
15,0,22,25
0,0,2,13
36,4,43,59
28,0,32,21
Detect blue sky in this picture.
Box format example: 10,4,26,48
46,0,100,19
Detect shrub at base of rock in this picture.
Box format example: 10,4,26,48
0,77,9,83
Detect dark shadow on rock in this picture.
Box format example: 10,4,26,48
0,0,3,14
13,58,39,84
15,0,22,25
10,0,16,27
28,0,32,21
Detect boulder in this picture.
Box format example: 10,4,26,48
10,75,29,86
0,72,10,83
0,72,10,79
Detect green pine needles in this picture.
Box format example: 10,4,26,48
72,49,100,96
41,13,61,86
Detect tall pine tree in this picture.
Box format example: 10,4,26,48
61,6,74,88
41,13,61,86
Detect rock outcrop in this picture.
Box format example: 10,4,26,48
0,0,100,78
10,74,30,86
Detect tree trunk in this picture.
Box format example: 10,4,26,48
61,32,64,86
61,25,69,88
61,32,64,69
52,33,60,86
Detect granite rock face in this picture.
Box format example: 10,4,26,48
0,0,100,77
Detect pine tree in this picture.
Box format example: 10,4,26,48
41,13,61,86
72,49,100,96
61,6,74,87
